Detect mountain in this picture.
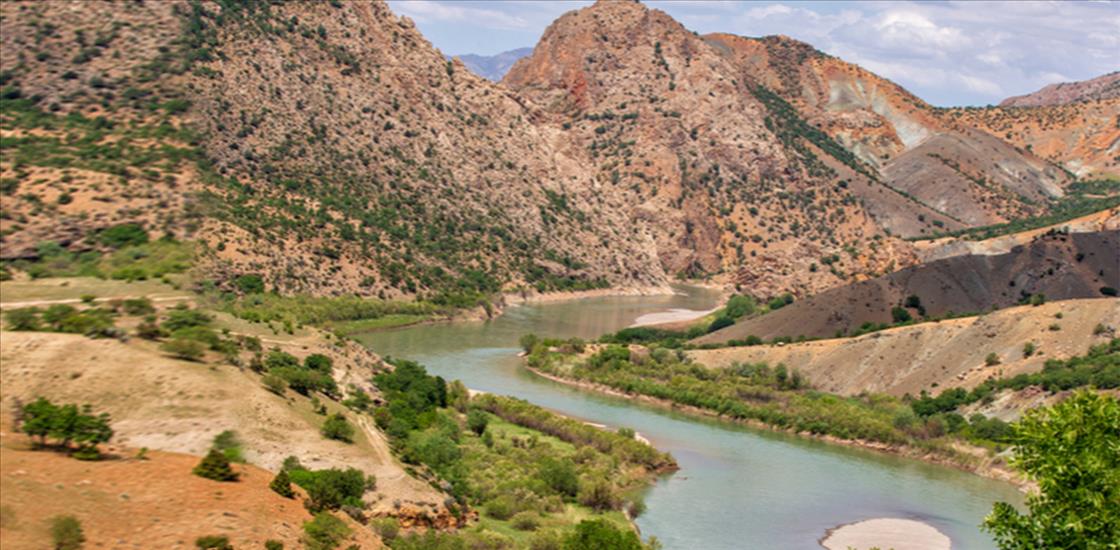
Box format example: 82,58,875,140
0,0,1109,301
454,47,533,81
697,230,1120,343
999,72,1120,107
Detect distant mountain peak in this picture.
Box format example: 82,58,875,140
452,47,533,81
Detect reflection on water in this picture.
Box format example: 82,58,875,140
355,286,1021,550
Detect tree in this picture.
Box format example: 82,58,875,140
563,519,643,550
304,353,333,374
50,515,85,550
270,469,295,498
466,409,489,436
891,306,912,323
539,457,579,498
321,413,355,443
193,449,239,481
983,391,1120,549
20,398,112,458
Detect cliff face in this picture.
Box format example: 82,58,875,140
505,1,922,296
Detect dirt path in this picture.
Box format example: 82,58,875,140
0,294,191,308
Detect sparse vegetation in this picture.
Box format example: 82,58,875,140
20,398,112,459
192,449,239,482
49,515,85,550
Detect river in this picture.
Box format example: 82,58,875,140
354,285,1023,550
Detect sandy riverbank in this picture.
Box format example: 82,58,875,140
820,518,951,550
501,285,677,306
630,306,719,327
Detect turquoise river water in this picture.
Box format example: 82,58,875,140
354,286,1022,549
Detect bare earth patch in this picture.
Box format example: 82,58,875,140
821,518,951,550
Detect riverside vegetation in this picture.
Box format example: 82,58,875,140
371,359,671,549
523,336,1120,466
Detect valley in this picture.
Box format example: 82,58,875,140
1,1,1118,549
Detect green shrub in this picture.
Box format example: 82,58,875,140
270,469,295,498
289,467,369,511
212,430,244,463
563,519,642,550
511,511,540,531
162,309,212,332
466,409,489,436
195,535,233,549
265,541,284,550
321,413,355,443
302,512,351,550
484,495,516,520
98,223,149,248
122,297,155,316
371,518,399,542
263,374,287,395
985,353,1002,366
304,353,333,374
161,338,206,361
4,307,41,330
234,274,265,294
193,449,238,481
49,515,85,550
891,306,912,324
707,315,734,333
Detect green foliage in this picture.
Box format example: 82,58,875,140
265,541,284,550
288,467,371,512
270,469,295,499
161,337,206,361
223,293,436,328
5,307,42,330
49,515,85,550
162,308,212,332
914,196,1120,242
302,515,349,550
707,315,735,333
472,394,674,472
233,274,265,294
723,294,757,320
320,413,355,443
563,519,643,550
212,430,244,463
98,223,149,248
20,398,112,458
466,409,489,436
891,306,912,324
985,352,1002,366
195,535,233,550
193,449,238,482
983,391,1120,549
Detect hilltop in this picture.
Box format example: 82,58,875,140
999,72,1120,107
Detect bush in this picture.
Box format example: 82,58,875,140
484,496,516,520
270,469,295,498
162,338,206,361
986,353,1001,366
511,511,540,531
122,297,155,315
372,517,399,542
265,541,284,550
49,515,85,550
538,457,579,498
290,467,369,511
193,449,238,481
707,315,734,333
466,409,489,436
304,353,333,374
302,512,351,550
162,309,212,332
212,430,244,463
5,307,41,330
195,535,233,549
99,223,148,248
577,478,618,512
321,413,355,443
263,374,287,395
1023,342,1036,358
234,274,265,294
563,519,643,550
891,306,912,324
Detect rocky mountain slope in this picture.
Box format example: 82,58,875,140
999,72,1120,107
455,47,533,81
0,0,1111,300
698,230,1120,342
690,298,1118,398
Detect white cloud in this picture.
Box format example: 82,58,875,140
391,0,531,30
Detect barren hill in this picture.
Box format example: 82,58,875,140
1000,72,1120,107
690,298,1119,397
0,430,380,549
698,230,1120,343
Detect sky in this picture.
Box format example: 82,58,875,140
386,0,1120,107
